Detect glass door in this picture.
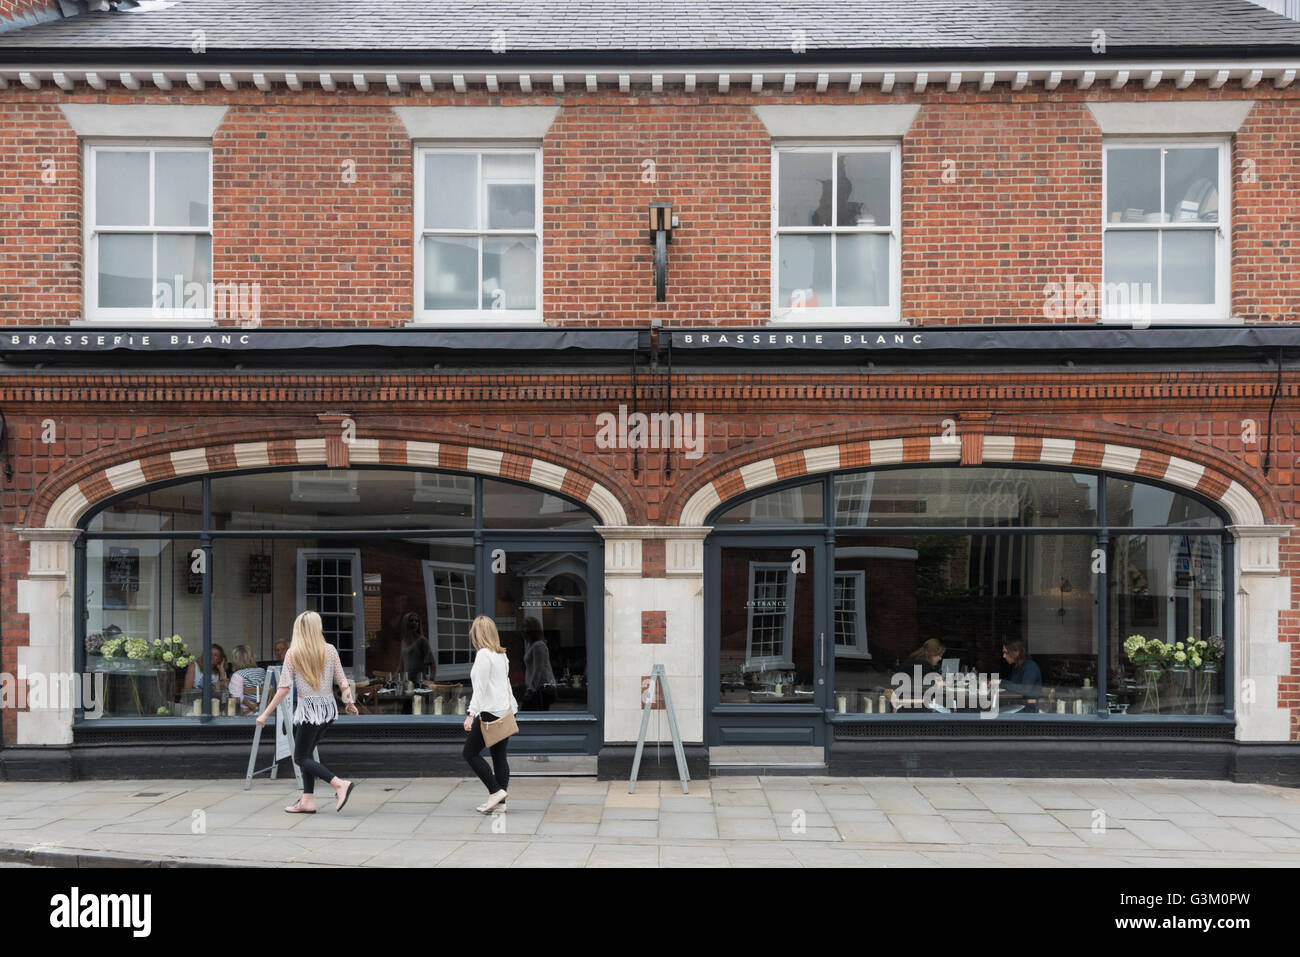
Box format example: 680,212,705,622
707,535,829,747
479,537,603,753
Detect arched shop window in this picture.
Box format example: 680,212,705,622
711,466,1230,719
78,468,599,721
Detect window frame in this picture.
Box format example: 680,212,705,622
422,558,478,680
770,142,902,324
744,561,797,672
83,140,215,324
1100,137,1232,324
296,547,367,677
412,144,544,326
833,569,871,659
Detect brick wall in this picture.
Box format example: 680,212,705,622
1,83,1298,324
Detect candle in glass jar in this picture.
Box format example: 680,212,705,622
226,697,236,717
434,696,444,715
191,699,202,716
456,698,467,715
211,698,220,716
413,694,423,715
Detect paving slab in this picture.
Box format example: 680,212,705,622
3,775,1299,868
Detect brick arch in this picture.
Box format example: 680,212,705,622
676,428,1271,528
34,429,628,528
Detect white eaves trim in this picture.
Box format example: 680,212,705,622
11,60,1300,95
1086,100,1255,134
752,104,920,137
393,105,559,138
58,103,228,137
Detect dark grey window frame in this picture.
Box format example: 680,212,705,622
704,463,1235,728
73,465,604,748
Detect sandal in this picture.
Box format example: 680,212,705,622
284,801,316,814
335,781,356,813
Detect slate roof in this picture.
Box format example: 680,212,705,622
3,0,1300,55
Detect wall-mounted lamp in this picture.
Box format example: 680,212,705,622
1057,576,1073,617
648,202,674,302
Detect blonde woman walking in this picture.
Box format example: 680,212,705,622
462,616,519,814
257,610,358,813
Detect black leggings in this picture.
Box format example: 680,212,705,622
294,720,337,795
463,713,510,794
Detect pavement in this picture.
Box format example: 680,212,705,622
1,775,1299,867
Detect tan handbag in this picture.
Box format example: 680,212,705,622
481,710,518,747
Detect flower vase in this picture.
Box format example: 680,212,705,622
1168,666,1191,714
1196,666,1218,714
1141,668,1163,714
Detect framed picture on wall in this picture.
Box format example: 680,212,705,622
248,554,272,594
1130,593,1158,627
104,546,140,609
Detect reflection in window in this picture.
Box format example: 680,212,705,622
746,563,795,672
834,468,1098,528
84,538,203,718
831,533,1098,716
423,558,476,680
714,481,823,525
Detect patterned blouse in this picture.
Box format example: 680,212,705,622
278,644,354,725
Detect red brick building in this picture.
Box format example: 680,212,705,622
1,0,1298,781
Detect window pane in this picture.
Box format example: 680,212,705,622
719,546,816,700
1164,147,1219,223
1161,230,1215,304
85,538,203,718
154,151,209,227
837,152,890,227
209,469,475,531
777,234,831,309
423,235,478,310
482,236,537,310
88,480,203,533
1106,148,1161,223
831,532,1098,716
714,482,823,525
482,479,596,530
494,550,589,712
778,151,833,227
423,153,477,229
98,234,153,308
95,151,149,226
1107,534,1225,715
834,468,1098,528
483,153,535,229
835,233,890,307
1104,230,1157,302
1106,478,1222,528
155,234,213,311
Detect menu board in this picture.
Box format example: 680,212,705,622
103,546,140,609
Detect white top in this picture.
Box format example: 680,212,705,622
468,648,518,719
278,644,353,725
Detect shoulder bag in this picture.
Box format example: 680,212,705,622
481,709,518,747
